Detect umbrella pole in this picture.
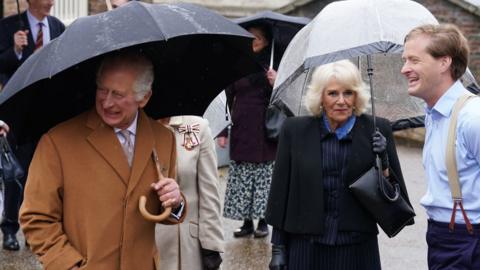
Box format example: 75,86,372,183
366,54,376,129
15,0,24,30
105,0,112,11
269,38,275,70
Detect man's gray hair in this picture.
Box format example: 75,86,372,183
96,52,154,101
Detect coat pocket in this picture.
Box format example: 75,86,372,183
189,222,199,238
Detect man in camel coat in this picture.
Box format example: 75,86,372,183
20,52,186,270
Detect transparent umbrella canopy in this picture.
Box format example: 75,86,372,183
272,0,477,130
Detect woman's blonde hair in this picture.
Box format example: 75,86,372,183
304,60,370,117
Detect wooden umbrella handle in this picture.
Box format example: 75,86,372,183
139,149,172,222
139,196,172,222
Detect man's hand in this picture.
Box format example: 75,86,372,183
267,68,277,87
0,120,10,136
13,30,29,54
217,136,228,148
151,178,182,209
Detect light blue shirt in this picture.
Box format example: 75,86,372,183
421,81,480,224
16,11,52,59
322,114,356,140
27,10,51,46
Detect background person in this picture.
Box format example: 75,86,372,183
266,60,413,270
217,23,277,238
401,24,480,270
157,116,224,270
0,0,65,251
20,52,185,270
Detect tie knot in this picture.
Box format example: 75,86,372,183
119,129,133,166
119,129,131,143
38,22,43,28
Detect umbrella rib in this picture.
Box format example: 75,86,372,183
373,0,385,41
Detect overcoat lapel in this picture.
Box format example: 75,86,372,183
127,110,155,197
85,110,130,185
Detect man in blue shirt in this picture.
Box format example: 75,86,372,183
401,24,480,270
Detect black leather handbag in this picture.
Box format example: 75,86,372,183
0,136,25,184
265,99,293,141
349,158,415,237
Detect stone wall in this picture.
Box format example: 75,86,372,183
3,0,27,17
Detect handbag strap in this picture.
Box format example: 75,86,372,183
445,93,476,234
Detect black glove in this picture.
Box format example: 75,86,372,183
201,248,222,270
269,245,287,270
372,130,389,170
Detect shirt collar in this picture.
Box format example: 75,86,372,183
26,10,49,28
114,112,138,136
427,81,469,117
322,113,356,140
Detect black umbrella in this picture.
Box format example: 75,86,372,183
233,11,310,68
0,2,260,144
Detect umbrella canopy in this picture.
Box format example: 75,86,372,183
0,2,260,144
233,11,310,68
272,0,478,130
232,10,310,47
203,90,230,138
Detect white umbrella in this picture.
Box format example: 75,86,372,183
203,91,231,138
272,0,477,130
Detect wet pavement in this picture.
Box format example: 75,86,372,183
0,143,427,270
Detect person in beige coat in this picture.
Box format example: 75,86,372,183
19,52,186,270
156,115,224,270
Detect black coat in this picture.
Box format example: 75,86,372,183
0,11,65,84
221,48,277,163
265,114,413,235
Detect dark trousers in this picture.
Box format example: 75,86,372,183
427,219,480,270
1,142,34,235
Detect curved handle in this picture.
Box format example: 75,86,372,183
376,156,400,202
139,195,172,222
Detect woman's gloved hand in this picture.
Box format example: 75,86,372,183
269,245,287,270
372,130,389,170
201,248,222,270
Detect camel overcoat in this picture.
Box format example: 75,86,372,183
20,109,183,270
156,116,224,270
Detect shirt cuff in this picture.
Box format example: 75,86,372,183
170,200,185,220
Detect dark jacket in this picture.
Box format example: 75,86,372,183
221,48,277,163
0,11,65,84
265,114,413,235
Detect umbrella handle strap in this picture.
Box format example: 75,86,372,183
139,196,172,222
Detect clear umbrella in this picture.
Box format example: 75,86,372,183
272,0,477,130
203,90,230,139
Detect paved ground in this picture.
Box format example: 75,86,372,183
0,143,427,270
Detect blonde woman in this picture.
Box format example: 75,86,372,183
266,60,413,270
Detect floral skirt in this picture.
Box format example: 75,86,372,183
223,160,274,220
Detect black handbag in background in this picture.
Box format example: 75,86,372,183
349,157,415,238
0,136,25,184
265,99,294,142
